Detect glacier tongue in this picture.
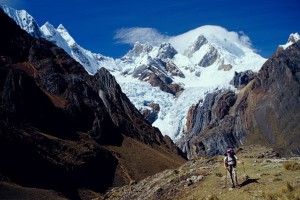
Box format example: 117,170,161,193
3,5,267,141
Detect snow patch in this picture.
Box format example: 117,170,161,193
280,33,300,50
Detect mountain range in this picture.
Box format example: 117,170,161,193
1,5,300,198
2,4,300,152
0,7,186,199
1,5,268,141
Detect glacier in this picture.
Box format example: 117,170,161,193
2,5,269,142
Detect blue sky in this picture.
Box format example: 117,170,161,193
2,0,300,58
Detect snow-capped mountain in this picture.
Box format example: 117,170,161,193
0,5,43,38
40,22,118,74
279,33,300,50
2,5,267,141
1,5,118,74
111,26,266,140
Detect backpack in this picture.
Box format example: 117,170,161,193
225,154,236,167
224,147,236,167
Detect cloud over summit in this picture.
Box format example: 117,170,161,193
114,27,170,46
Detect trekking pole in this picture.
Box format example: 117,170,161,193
242,162,249,181
242,163,246,174
225,168,228,188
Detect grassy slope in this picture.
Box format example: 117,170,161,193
182,146,300,200
104,145,300,200
106,136,186,186
0,134,185,200
0,182,67,200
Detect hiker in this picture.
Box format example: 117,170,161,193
223,148,243,188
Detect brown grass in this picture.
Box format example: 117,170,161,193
177,146,300,200
0,181,67,200
215,172,223,177
263,182,300,200
283,161,300,171
106,136,186,184
104,145,300,200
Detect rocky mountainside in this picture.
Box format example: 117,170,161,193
2,5,267,142
179,38,300,159
0,8,185,199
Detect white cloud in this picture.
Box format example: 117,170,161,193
238,31,252,48
114,27,170,46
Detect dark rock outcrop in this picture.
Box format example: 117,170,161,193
0,9,185,198
140,102,160,123
248,41,300,155
179,40,300,158
184,35,208,58
198,46,219,67
132,58,184,95
230,70,257,89
178,90,237,158
157,43,178,60
124,42,184,96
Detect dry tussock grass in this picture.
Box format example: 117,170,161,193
283,161,300,171
263,182,300,200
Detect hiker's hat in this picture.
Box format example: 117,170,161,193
227,148,234,153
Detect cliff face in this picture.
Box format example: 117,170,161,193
179,41,300,158
0,9,185,198
178,90,238,158
248,41,300,155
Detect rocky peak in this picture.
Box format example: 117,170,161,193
198,46,219,67
184,35,208,58
57,24,67,32
287,33,300,43
157,43,178,59
127,42,153,57
40,21,57,36
1,5,44,38
40,22,72,57
279,32,300,50
56,24,76,46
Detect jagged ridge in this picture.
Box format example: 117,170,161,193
0,8,185,199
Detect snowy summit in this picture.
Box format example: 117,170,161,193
111,26,266,141
3,6,267,142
